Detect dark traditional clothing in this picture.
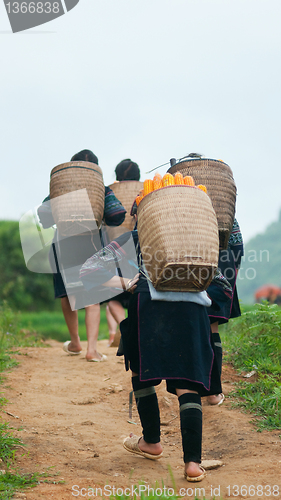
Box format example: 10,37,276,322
37,188,126,300
208,218,244,324
80,228,232,466
80,231,232,396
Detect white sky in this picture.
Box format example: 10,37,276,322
0,0,281,243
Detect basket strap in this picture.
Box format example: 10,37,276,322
50,165,103,177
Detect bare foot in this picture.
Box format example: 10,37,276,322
185,461,204,478
207,393,225,405
108,334,115,347
136,434,163,456
64,340,82,353
86,351,106,362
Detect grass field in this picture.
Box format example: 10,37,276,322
18,303,254,345
18,305,110,343
220,302,281,430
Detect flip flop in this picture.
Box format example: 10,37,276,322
184,466,206,482
63,341,82,355
87,354,107,362
217,393,225,406
208,393,225,406
123,435,163,460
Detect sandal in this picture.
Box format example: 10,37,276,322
184,466,206,482
87,353,107,362
123,435,163,460
207,393,225,406
63,341,82,355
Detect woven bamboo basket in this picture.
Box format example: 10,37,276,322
168,158,236,249
109,180,143,231
50,161,105,236
137,185,219,292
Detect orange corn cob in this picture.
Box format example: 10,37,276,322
135,195,142,206
143,179,154,196
197,184,207,193
153,173,163,190
183,176,195,186
162,173,175,186
174,172,184,185
138,189,144,200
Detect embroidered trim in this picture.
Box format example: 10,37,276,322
134,387,156,398
180,403,202,413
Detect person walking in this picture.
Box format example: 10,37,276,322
37,149,126,362
80,218,232,481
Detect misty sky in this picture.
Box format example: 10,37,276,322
0,0,281,243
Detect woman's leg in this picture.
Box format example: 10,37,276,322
108,300,126,324
85,303,104,361
108,300,126,347
61,296,82,352
106,305,118,346
176,388,203,478
130,371,162,456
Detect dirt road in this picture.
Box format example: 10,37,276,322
2,340,281,499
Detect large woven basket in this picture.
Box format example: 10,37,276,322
50,161,105,236
109,180,143,231
137,185,219,292
168,158,236,249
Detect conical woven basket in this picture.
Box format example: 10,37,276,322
137,185,219,292
168,158,236,249
109,181,143,231
50,161,105,236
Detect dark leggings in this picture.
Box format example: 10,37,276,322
132,376,202,463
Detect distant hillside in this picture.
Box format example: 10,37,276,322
237,210,281,304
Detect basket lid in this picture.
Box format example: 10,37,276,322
50,161,103,178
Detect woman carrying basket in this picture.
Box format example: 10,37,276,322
80,209,232,481
37,149,126,362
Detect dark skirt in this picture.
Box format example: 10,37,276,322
53,270,67,299
208,249,241,325
101,291,131,309
120,292,222,397
51,233,102,302
50,243,67,299
110,291,130,308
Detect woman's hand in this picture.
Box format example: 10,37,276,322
102,273,140,292
125,273,140,293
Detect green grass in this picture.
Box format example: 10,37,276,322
0,470,41,499
221,302,281,430
18,304,110,343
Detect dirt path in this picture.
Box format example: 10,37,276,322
2,340,281,500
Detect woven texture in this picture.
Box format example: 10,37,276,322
50,161,105,235
168,159,236,249
109,181,143,230
137,186,219,292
